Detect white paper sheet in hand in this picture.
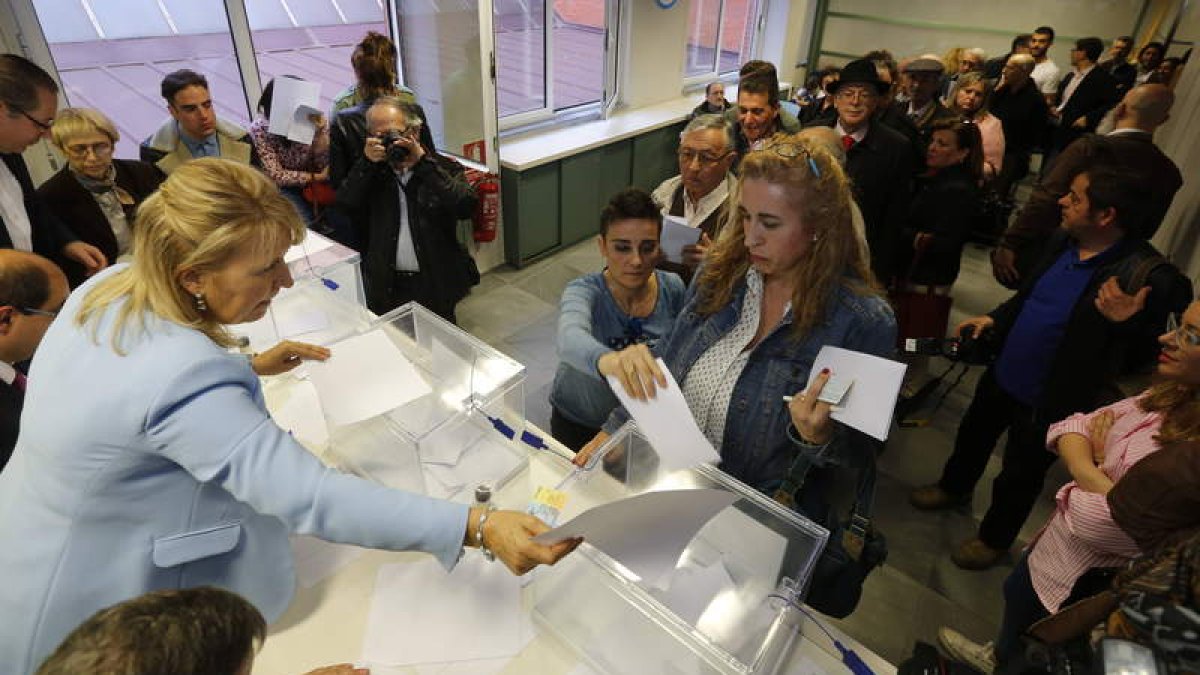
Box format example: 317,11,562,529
269,378,329,448
660,215,701,264
806,345,907,441
361,556,522,666
307,329,432,427
267,76,321,143
533,488,738,586
605,358,719,474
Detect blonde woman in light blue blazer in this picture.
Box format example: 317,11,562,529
0,159,578,673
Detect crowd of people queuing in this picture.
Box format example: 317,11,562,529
0,19,1196,675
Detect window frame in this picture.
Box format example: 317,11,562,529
681,0,765,89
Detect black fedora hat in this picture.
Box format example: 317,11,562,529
826,58,889,96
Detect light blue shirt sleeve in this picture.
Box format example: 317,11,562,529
145,354,468,570
557,276,613,381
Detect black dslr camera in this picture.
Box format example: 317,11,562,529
901,326,997,366
378,130,411,163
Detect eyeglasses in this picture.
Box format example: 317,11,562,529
677,148,730,167
1166,313,1200,349
762,141,822,178
835,89,876,103
64,141,113,158
17,108,53,132
15,306,57,319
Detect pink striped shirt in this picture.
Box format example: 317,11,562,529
1028,394,1161,612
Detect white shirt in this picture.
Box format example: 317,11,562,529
392,169,419,272
0,162,33,252
682,269,789,449
835,120,868,144
1057,63,1095,112
0,361,16,386
650,174,733,228
1032,59,1063,95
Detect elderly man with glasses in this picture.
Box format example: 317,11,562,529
805,57,915,285
650,114,737,283
0,249,67,470
0,54,107,280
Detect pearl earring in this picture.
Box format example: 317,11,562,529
193,292,208,313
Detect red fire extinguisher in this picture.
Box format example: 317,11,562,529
470,172,500,243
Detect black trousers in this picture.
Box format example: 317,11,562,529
938,367,1057,549
385,270,456,324
550,407,599,453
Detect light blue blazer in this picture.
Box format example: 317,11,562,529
0,266,468,673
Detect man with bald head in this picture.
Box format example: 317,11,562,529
992,84,1182,286
0,250,67,469
990,54,1048,205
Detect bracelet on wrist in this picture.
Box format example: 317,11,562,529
475,506,497,562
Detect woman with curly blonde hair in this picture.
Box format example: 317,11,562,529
578,134,896,513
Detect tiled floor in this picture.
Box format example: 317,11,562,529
455,204,1071,666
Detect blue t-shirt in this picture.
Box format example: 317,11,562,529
994,242,1119,405
550,270,686,428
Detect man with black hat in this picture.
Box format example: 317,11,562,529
806,58,914,284
896,56,957,160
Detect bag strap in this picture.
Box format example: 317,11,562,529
777,441,880,534
1126,253,1169,293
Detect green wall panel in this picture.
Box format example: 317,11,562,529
560,140,632,247
630,121,685,192
501,163,560,266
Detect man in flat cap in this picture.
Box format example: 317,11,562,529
896,56,957,162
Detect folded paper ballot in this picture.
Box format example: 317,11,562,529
307,329,432,427
806,346,907,441
605,358,720,474
533,488,738,586
660,215,701,264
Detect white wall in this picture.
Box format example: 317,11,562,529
758,0,817,89
618,0,689,108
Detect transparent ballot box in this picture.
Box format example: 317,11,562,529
286,231,365,310
521,423,830,675
322,302,529,504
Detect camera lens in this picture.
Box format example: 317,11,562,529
380,130,410,163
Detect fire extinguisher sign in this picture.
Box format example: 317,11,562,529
462,140,487,165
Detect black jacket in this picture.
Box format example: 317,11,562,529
335,149,479,317
990,81,1049,156
807,119,915,283
1051,67,1120,152
0,154,78,266
901,164,980,286
35,160,164,286
988,230,1192,421
0,378,21,471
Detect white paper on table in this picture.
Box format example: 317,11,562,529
307,329,432,427
807,346,907,441
660,215,701,264
274,309,330,339
269,378,329,448
289,535,364,588
267,77,321,144
360,556,522,666
409,607,536,675
605,358,720,474
422,418,488,466
533,488,738,586
423,439,521,504
284,231,336,264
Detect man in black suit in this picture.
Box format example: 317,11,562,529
993,84,1181,287
807,58,914,285
1044,37,1119,173
1100,35,1137,93
0,54,106,275
0,249,68,469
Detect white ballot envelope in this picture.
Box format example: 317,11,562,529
268,77,321,144
806,346,907,441
660,215,701,264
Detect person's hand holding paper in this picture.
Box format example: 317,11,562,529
803,346,907,441
597,343,665,401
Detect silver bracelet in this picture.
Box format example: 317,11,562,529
475,507,496,562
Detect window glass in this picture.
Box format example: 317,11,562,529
684,0,721,77
32,0,240,159
552,0,606,111
684,0,761,79
494,0,547,116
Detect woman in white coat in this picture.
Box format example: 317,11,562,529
0,158,577,673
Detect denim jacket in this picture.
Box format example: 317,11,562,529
604,274,896,495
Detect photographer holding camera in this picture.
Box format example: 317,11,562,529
909,164,1191,571
334,97,479,320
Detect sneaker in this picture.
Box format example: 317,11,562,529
909,484,970,510
952,538,1007,570
938,627,997,673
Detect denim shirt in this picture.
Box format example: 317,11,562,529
604,274,896,494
